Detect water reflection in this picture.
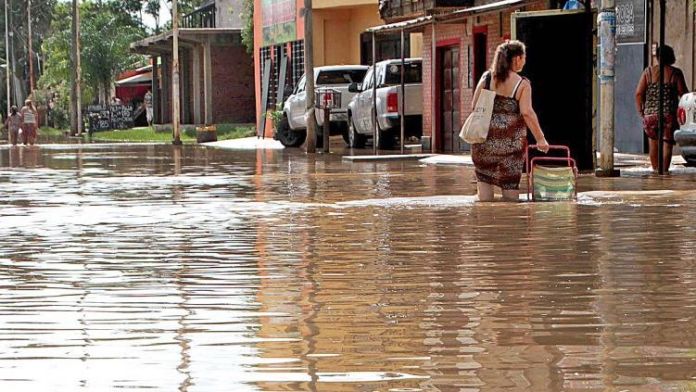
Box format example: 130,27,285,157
1,144,696,390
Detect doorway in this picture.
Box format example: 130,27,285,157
472,27,488,84
437,45,462,153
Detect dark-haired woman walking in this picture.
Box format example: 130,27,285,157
635,45,689,173
471,40,548,202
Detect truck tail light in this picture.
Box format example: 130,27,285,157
386,92,398,113
678,107,687,125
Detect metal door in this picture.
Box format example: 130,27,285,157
438,46,462,153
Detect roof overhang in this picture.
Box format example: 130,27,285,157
130,28,242,56
116,71,153,86
367,0,525,34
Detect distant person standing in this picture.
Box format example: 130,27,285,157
20,99,38,146
635,45,689,173
5,106,21,146
144,90,154,127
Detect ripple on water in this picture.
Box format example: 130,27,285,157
1,145,696,390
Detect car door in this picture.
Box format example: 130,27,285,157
356,68,373,133
290,75,306,128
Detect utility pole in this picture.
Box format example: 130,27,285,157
70,0,81,136
596,0,620,177
171,0,182,145
303,0,316,153
657,0,666,174
5,0,10,115
27,0,34,94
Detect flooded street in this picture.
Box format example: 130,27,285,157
1,143,696,391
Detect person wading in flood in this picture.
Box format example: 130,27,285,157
470,40,549,202
5,106,21,146
635,45,689,174
20,99,38,146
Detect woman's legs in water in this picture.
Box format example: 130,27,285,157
501,189,520,202
478,183,520,202
648,138,673,172
477,182,495,202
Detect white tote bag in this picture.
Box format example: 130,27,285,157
459,76,496,144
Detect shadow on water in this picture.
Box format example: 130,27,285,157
1,143,696,390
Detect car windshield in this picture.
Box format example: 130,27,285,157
382,62,422,86
316,70,367,85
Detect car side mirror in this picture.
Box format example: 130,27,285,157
348,82,361,93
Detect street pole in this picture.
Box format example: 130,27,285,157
596,0,620,177
657,0,666,174
171,0,182,145
73,0,82,135
27,0,34,95
303,0,316,153
4,0,10,115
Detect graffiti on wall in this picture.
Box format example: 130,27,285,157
262,0,296,46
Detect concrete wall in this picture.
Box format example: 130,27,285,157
313,5,382,66
216,0,244,29
212,45,256,123
650,0,695,88
615,44,645,153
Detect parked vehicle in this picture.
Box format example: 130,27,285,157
675,92,696,165
346,58,423,149
275,65,368,148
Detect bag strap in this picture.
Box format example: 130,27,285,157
511,77,524,99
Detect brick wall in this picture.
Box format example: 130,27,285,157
422,0,547,150
211,45,256,123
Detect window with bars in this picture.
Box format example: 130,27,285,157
259,40,306,111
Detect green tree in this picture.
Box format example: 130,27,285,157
40,1,147,108
240,0,254,55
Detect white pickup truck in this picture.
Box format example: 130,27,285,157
275,65,368,148
346,58,423,149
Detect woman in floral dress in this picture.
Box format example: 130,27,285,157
471,40,548,202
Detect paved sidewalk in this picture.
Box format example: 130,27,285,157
203,137,284,150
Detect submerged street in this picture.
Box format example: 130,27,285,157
1,143,696,391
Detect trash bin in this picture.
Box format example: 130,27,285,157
196,124,217,143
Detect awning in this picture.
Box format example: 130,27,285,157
366,0,525,34
116,71,153,86
130,28,242,55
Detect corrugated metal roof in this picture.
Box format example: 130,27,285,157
366,0,526,34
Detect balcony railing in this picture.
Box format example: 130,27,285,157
379,0,475,21
182,3,216,28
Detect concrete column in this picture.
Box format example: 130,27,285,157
192,45,202,124
597,0,620,176
152,57,160,124
162,56,171,123
203,41,213,124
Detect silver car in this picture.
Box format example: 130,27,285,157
675,92,696,165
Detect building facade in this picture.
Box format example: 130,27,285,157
378,0,551,153
131,0,255,126
253,0,407,136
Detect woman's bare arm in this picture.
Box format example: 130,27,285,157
676,68,689,96
518,80,549,152
635,69,647,115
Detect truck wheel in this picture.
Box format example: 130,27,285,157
347,117,366,148
276,117,305,147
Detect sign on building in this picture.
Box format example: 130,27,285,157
616,0,646,45
262,0,296,46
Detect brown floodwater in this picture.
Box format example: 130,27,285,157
1,143,696,391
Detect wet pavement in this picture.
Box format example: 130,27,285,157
1,142,696,391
